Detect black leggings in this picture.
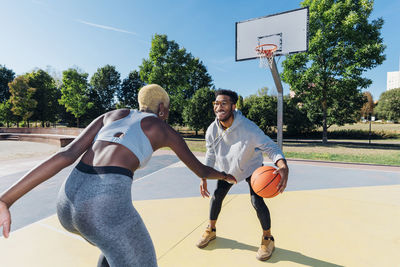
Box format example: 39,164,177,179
209,177,271,230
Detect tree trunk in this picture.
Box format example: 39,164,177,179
322,87,328,144
322,112,328,144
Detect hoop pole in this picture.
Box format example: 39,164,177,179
269,57,284,150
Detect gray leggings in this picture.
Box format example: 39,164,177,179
56,162,157,267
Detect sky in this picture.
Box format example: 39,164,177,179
1,0,399,101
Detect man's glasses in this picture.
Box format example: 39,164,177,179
212,100,231,107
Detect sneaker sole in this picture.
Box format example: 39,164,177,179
256,247,275,261
196,235,216,249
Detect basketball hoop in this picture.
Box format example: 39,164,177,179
255,44,277,69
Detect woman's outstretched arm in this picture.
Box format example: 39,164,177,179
162,123,236,183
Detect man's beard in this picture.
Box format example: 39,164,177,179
218,109,234,122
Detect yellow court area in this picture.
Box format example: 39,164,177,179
1,184,399,267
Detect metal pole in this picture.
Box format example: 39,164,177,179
369,113,372,145
270,57,284,150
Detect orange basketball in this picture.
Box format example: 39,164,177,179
250,166,281,198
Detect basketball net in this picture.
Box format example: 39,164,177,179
255,44,277,69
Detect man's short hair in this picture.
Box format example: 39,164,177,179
214,89,238,104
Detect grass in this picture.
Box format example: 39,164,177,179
175,122,400,166
180,138,400,166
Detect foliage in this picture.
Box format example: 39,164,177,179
59,68,93,127
139,34,213,125
26,69,60,125
236,95,244,110
284,95,315,134
0,100,17,127
375,88,400,122
360,91,374,118
117,70,143,109
8,76,37,123
89,65,121,116
0,65,15,103
282,0,386,143
182,87,215,135
241,94,277,135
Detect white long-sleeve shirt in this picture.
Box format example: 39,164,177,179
205,110,285,183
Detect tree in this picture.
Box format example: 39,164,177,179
182,87,215,135
282,0,385,143
360,91,374,119
236,95,244,110
90,65,121,115
0,100,17,127
140,34,213,125
9,76,37,126
241,94,277,135
375,88,400,122
59,68,93,127
26,69,60,126
117,70,143,109
284,95,315,135
0,65,15,103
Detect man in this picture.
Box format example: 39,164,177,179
196,89,289,261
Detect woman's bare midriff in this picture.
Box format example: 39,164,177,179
80,140,140,172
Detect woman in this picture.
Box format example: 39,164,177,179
0,84,236,267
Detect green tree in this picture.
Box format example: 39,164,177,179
26,69,60,126
236,95,244,110
282,0,385,143
182,87,215,135
117,70,143,109
0,100,17,127
375,88,400,122
89,65,121,115
284,95,315,135
0,65,15,103
59,68,93,127
140,34,213,125
242,94,277,135
9,76,37,127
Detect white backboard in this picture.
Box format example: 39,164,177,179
236,7,309,61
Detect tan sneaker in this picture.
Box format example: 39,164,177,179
256,236,275,261
196,226,216,248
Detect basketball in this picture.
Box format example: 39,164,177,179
250,166,281,198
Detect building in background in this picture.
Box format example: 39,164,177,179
387,70,400,91
387,58,400,91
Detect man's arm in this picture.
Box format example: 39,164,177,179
253,124,289,193
274,158,289,193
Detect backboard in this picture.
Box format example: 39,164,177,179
235,7,309,61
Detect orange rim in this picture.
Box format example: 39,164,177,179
255,44,278,56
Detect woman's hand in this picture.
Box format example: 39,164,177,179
0,200,11,238
200,179,210,198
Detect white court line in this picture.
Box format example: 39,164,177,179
133,160,184,184
286,161,400,174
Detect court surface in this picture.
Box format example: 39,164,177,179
0,149,399,267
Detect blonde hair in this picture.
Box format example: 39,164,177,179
138,84,170,113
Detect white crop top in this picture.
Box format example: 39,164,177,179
94,110,157,168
